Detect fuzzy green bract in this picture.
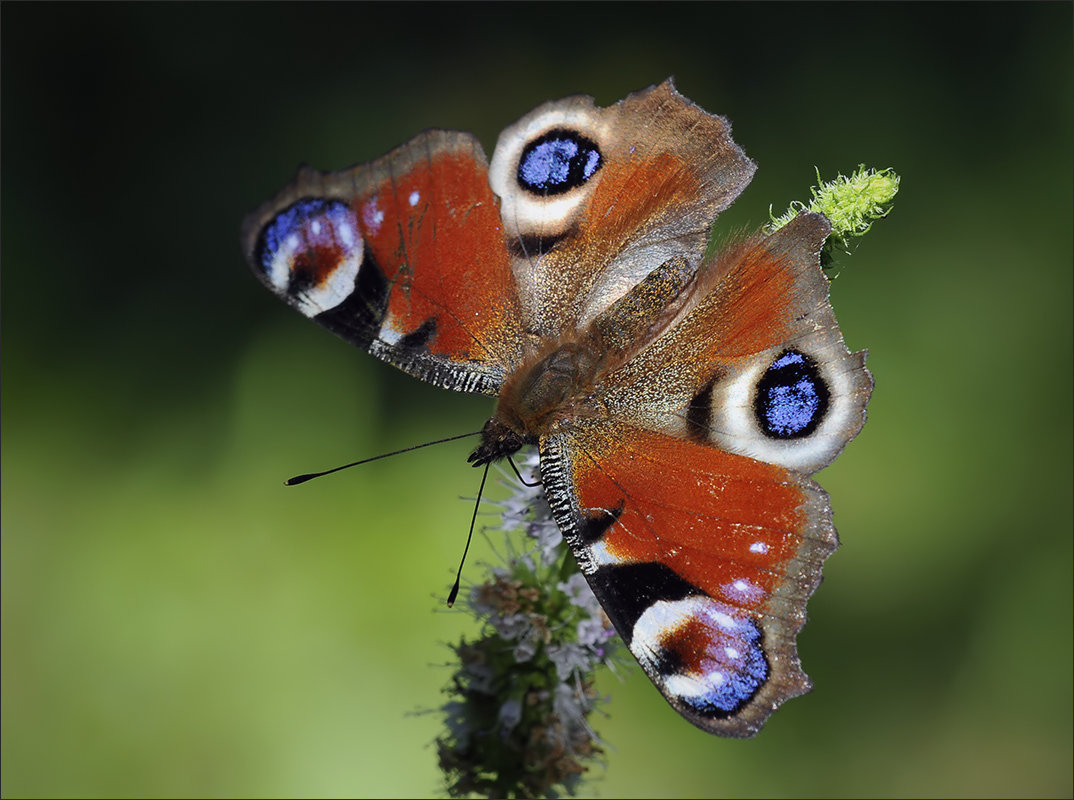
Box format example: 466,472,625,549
769,165,900,261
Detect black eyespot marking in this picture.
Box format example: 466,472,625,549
754,350,830,439
314,241,387,349
652,644,685,678
398,318,437,351
506,230,569,258
685,377,717,442
577,500,624,545
517,129,602,195
588,562,698,645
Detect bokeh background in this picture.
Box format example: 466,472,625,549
3,3,1071,798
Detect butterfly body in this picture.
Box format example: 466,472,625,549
243,80,872,737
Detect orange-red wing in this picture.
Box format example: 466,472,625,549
540,418,837,737
490,81,756,336
242,131,525,395
677,212,837,358
600,213,837,401
597,212,872,476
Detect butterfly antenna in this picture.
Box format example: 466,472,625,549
507,456,541,487
447,460,491,607
285,430,482,485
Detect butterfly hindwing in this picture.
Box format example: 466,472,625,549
241,131,525,395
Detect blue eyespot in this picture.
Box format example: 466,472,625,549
754,350,830,439
258,198,356,276
517,129,602,195
698,612,767,714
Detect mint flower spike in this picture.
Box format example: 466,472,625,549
768,165,900,261
437,449,620,800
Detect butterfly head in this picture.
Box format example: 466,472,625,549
467,418,526,468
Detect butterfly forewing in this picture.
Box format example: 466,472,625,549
540,420,835,737
488,81,756,337
242,131,525,395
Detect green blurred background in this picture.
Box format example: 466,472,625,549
3,3,1071,798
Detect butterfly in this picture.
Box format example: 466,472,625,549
241,80,872,738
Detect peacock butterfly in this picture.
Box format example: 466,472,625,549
241,80,872,738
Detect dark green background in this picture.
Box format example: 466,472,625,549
3,3,1071,797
